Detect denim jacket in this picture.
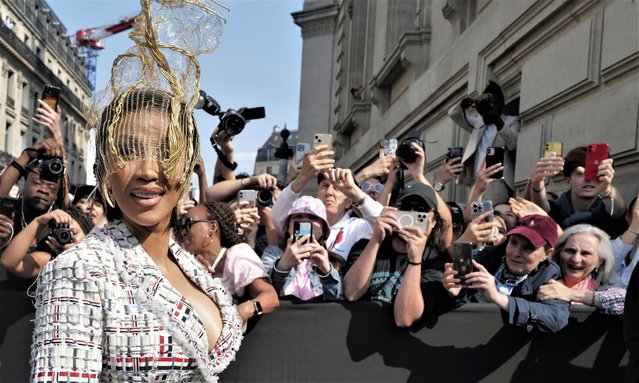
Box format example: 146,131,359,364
261,245,343,301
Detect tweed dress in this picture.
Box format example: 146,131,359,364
30,220,243,382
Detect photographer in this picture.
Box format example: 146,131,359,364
0,139,68,231
206,172,278,202
0,206,91,279
447,81,520,201
72,185,107,229
343,184,454,327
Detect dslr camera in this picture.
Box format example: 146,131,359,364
396,137,425,165
195,90,265,136
257,188,274,207
35,220,73,256
39,157,65,182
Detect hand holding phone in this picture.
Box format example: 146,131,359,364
585,143,609,182
391,210,429,232
293,221,313,245
0,196,18,217
313,134,333,151
544,142,563,158
485,147,504,179
42,85,61,110
451,241,474,285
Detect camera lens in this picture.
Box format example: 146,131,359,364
53,226,72,245
222,112,245,136
257,189,273,207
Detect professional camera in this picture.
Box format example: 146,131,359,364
396,137,425,165
39,157,65,182
195,90,265,136
257,189,274,207
35,220,73,255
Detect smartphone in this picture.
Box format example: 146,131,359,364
295,142,311,165
379,138,398,159
313,133,333,151
391,210,429,232
42,85,61,110
241,107,266,120
293,221,313,245
446,146,464,162
485,146,504,179
0,196,18,217
585,143,609,182
451,241,474,285
471,200,497,239
544,141,563,158
471,200,494,222
238,189,256,209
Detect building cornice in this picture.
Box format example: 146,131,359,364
292,4,339,37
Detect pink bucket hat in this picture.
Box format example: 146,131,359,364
283,196,331,241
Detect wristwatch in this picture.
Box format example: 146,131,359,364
434,182,445,192
252,299,263,316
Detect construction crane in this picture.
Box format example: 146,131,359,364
71,14,137,91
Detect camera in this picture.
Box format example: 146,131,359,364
257,189,273,207
39,157,65,182
396,137,424,165
195,90,265,136
35,220,73,255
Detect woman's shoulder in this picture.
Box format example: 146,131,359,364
228,242,260,259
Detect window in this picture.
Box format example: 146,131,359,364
6,70,15,103
266,166,273,174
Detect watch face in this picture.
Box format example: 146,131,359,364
434,183,444,192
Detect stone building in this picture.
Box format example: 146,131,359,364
292,0,638,203
0,0,91,188
254,125,298,182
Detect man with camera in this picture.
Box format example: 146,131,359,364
447,81,520,201
0,138,70,288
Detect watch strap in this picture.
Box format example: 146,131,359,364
252,299,263,316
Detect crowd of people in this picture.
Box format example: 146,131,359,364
0,1,636,382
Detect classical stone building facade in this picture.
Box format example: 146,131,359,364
0,0,91,187
292,0,639,203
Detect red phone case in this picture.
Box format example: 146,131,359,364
584,143,609,182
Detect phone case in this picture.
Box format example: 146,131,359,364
486,146,504,179
295,143,311,164
446,147,464,162
379,139,398,159
585,143,609,182
42,85,61,110
293,221,313,244
238,189,256,208
451,241,473,284
471,200,494,222
313,134,333,151
392,210,429,232
0,196,17,217
544,141,563,158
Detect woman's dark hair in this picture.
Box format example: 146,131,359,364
563,146,586,178
427,210,448,253
204,201,245,248
65,206,94,234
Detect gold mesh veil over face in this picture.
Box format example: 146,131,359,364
88,0,227,207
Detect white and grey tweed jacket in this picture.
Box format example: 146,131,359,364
30,220,243,383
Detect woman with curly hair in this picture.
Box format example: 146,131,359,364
180,202,279,323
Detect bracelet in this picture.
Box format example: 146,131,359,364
316,264,333,278
252,299,263,316
9,161,27,179
530,179,545,193
272,260,289,274
407,260,421,266
353,193,367,208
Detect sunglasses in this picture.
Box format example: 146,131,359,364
179,217,210,232
361,182,383,194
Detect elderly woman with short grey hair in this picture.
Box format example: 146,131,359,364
537,224,626,316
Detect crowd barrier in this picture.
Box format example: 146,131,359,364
0,292,628,382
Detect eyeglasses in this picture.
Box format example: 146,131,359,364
361,182,383,194
179,217,210,232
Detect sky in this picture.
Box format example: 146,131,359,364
47,0,303,186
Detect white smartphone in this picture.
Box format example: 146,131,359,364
313,134,333,151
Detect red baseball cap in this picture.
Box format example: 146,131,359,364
506,214,558,248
